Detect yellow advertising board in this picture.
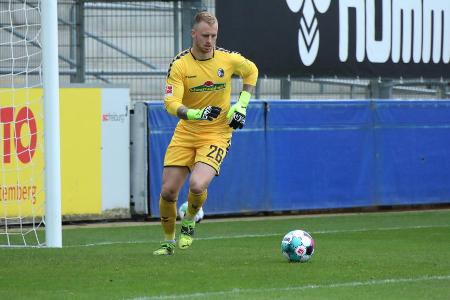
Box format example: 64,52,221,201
60,88,102,215
0,88,102,218
0,88,45,218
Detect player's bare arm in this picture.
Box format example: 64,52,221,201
176,105,189,120
242,84,255,95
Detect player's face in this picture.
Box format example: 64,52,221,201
192,21,218,54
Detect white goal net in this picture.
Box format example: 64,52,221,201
0,0,60,247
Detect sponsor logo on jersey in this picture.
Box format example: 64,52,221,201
217,68,225,77
189,81,226,92
165,85,173,96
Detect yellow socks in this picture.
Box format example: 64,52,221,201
186,190,207,219
159,190,206,240
159,195,177,241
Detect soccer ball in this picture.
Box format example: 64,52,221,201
178,201,204,223
281,230,315,262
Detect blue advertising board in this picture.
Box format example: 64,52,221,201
147,100,450,216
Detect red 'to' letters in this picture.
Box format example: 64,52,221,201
1,106,37,164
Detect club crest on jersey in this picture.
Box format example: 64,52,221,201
165,85,173,96
189,81,225,92
217,68,224,77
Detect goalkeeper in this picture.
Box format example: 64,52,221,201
153,10,258,255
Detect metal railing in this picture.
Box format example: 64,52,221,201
1,0,449,101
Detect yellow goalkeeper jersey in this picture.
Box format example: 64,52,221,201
164,47,258,134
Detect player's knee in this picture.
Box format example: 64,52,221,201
160,186,178,202
189,180,207,195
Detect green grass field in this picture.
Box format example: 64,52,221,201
0,209,449,299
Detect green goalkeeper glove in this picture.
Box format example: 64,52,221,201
227,91,251,129
187,106,222,121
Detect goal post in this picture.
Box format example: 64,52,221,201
0,0,62,248
42,0,62,248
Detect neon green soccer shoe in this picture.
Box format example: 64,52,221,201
153,241,175,256
178,219,195,250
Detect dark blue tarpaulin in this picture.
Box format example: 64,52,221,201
147,100,450,217
266,100,375,210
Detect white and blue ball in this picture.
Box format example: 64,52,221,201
178,201,204,223
281,230,315,262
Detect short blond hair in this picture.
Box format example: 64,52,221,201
193,11,217,28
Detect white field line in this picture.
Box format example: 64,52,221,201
130,274,450,300
63,208,450,230
66,224,450,248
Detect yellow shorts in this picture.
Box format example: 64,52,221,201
164,124,231,175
